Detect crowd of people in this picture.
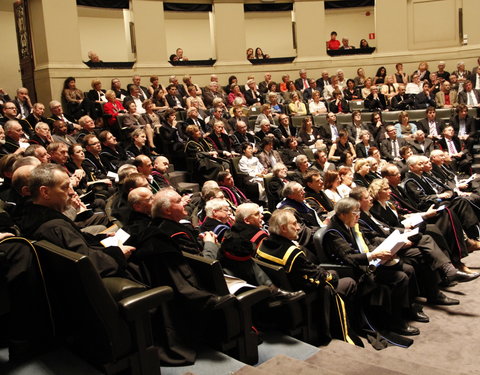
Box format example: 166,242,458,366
326,31,371,51
1,56,480,363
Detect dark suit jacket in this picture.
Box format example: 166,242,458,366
203,89,227,108
431,163,456,189
408,138,435,156
165,94,186,109
380,137,407,161
355,142,372,158
273,124,297,143
369,201,403,229
458,89,480,106
244,89,264,106
231,131,257,153
228,116,248,132
13,98,31,118
294,78,310,92
364,93,388,111
328,99,350,114
207,132,233,154
315,78,331,93
258,81,269,94
416,118,445,137
303,87,316,102
323,215,370,270
87,89,106,102
21,113,47,137
414,92,437,109
390,93,414,111
318,123,342,146
449,115,476,137
402,171,439,211
437,136,465,155
185,117,208,134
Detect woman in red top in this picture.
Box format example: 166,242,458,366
327,31,340,50
103,90,125,127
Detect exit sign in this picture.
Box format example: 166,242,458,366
369,33,375,39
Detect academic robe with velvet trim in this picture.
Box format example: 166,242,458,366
323,215,412,311
218,222,271,287
17,203,130,279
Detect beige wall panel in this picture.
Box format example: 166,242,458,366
244,12,295,58
0,7,22,96
37,0,83,66
77,6,128,62
294,0,326,59
213,1,246,64
164,11,213,60
375,0,407,53
131,0,169,67
324,6,375,48
462,0,480,46
408,0,459,49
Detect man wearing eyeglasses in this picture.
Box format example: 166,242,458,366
323,197,419,336
0,101,19,125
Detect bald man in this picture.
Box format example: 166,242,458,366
124,187,154,244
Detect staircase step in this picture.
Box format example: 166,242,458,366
471,164,480,172
306,349,408,375
322,340,458,375
169,170,188,184
257,354,341,375
178,182,200,193
233,365,272,375
257,332,319,364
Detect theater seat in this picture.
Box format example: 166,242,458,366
313,227,355,278
182,251,270,365
253,258,313,343
35,240,173,375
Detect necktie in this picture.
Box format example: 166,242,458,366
448,139,457,155
352,224,369,253
429,122,437,136
303,79,309,89
392,140,398,157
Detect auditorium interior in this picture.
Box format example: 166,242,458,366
1,0,480,374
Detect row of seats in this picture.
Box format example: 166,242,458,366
34,234,347,373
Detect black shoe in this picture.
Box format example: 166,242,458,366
428,292,460,306
410,310,430,323
448,270,480,283
270,288,305,304
210,294,236,310
391,323,420,336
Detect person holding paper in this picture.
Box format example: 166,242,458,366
368,180,478,285
323,197,420,336
16,164,136,278
381,163,477,273
350,186,460,308
403,155,480,249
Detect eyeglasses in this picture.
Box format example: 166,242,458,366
352,211,361,216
